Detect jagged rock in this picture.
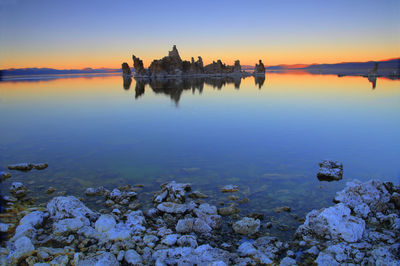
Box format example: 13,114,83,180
317,160,343,181
95,214,116,233
254,60,265,74
47,196,98,221
7,236,35,265
232,217,260,235
153,181,191,203
0,171,11,181
124,249,143,265
233,60,241,73
10,182,27,198
132,55,146,76
105,223,131,241
85,186,108,196
76,251,118,266
296,203,365,243
334,179,391,216
121,62,131,76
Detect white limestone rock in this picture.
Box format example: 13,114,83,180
53,216,89,235
13,211,46,240
232,217,260,235
124,249,143,265
317,160,343,181
7,236,35,265
157,202,188,214
47,196,98,221
153,181,191,203
95,214,116,233
76,251,118,266
296,203,365,243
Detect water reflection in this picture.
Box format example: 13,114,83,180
255,75,265,89
123,76,132,90
128,76,250,104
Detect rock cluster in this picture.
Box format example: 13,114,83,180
254,59,266,75
1,178,398,265
295,179,399,265
130,45,246,78
7,163,48,171
317,160,343,181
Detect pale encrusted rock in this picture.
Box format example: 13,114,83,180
153,181,191,203
124,249,143,265
53,216,89,235
157,202,188,214
7,236,35,265
296,203,365,243
232,217,260,235
10,182,27,198
47,196,98,221
95,214,116,233
13,211,46,240
317,160,343,181
76,251,118,266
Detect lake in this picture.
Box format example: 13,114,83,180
1,72,399,238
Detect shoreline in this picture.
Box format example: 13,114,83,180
1,168,399,265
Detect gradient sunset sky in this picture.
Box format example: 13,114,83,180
1,0,399,69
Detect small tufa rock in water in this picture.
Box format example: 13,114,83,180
7,163,48,171
232,217,260,235
317,160,343,181
0,171,12,181
45,187,56,194
220,185,239,193
10,182,27,198
85,186,109,196
274,206,291,213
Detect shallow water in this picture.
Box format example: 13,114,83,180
1,72,399,239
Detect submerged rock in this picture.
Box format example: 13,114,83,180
220,185,239,193
85,186,108,196
218,203,240,216
232,217,260,235
10,182,27,198
8,162,48,171
317,160,343,181
0,171,11,181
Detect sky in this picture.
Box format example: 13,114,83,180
0,0,399,69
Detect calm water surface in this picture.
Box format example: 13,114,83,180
1,73,399,238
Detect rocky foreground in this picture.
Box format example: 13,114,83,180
0,178,399,265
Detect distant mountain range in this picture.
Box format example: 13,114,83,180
1,58,399,77
267,58,399,70
1,67,121,76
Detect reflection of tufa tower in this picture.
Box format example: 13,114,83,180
367,62,378,89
